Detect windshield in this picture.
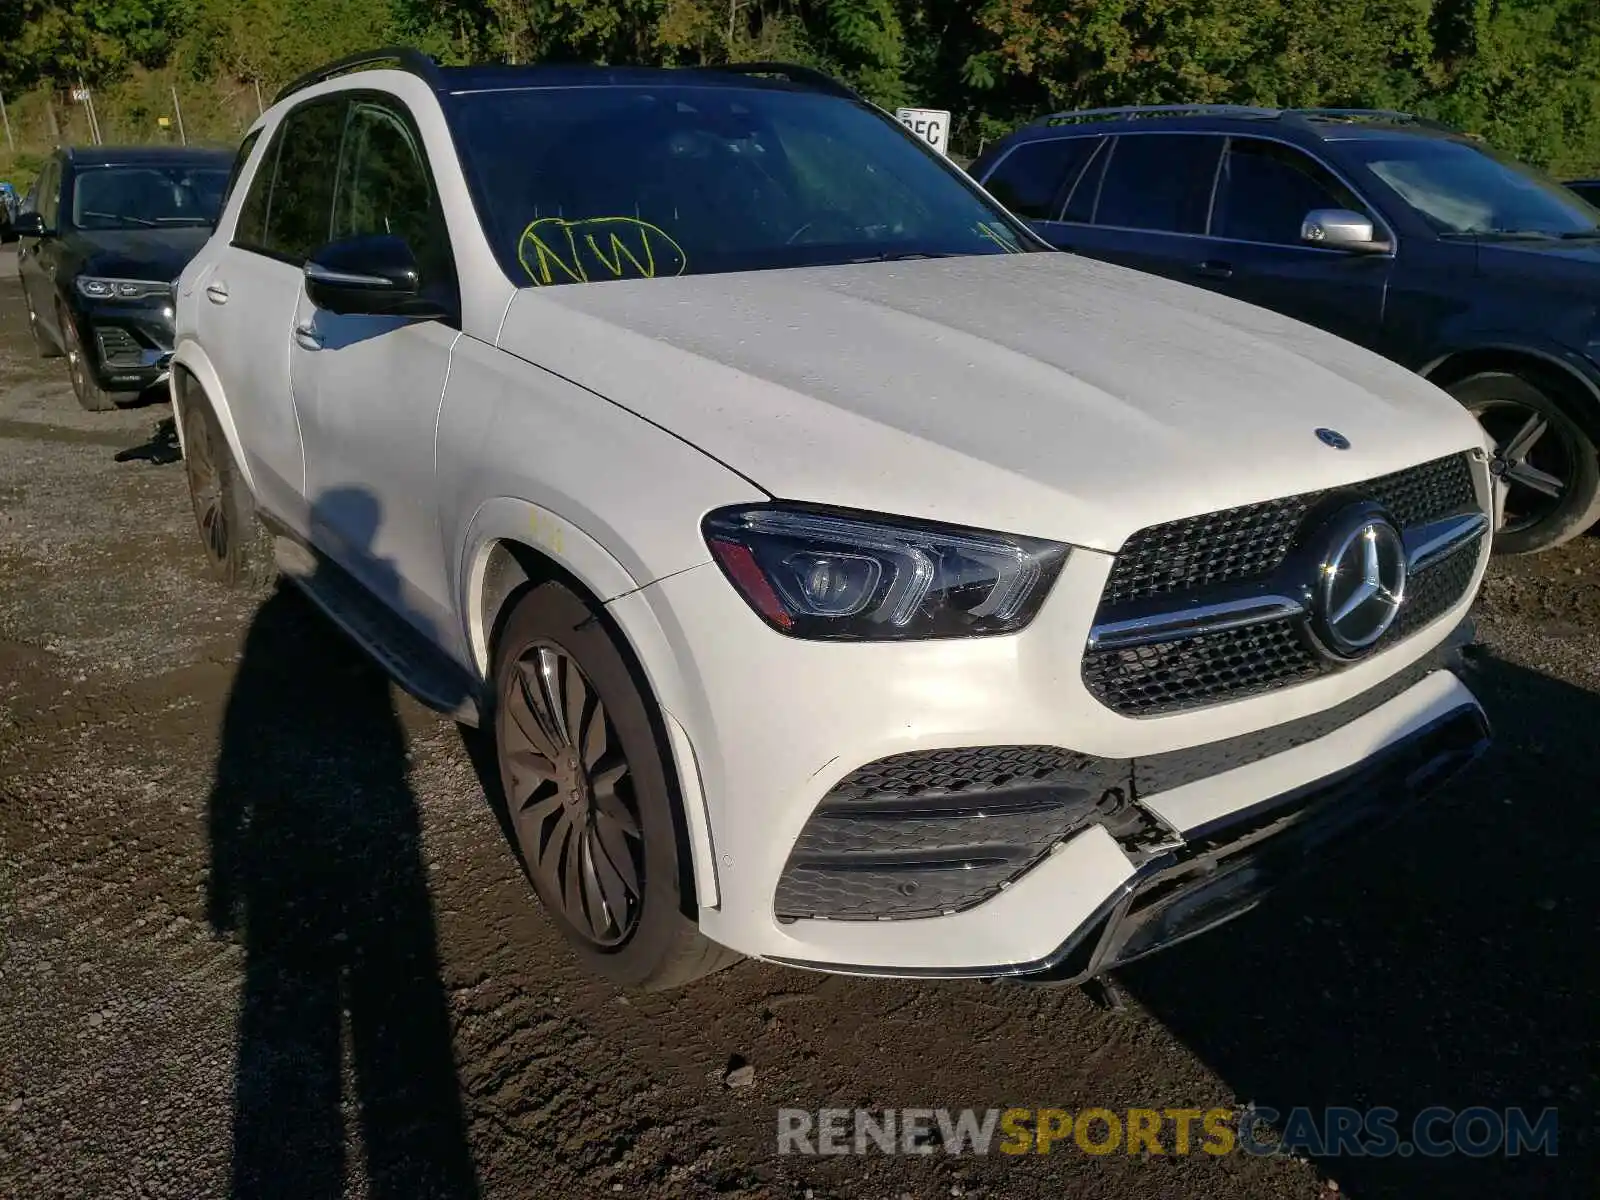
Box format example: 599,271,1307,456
1350,137,1600,237
449,84,1035,286
70,164,230,230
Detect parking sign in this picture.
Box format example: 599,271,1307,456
895,107,951,156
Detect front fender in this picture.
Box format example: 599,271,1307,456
456,496,661,679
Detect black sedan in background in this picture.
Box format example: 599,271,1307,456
15,144,233,410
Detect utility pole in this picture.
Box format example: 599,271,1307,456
0,89,13,151
171,84,187,145
253,77,264,116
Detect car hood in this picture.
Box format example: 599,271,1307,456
497,252,1487,550
69,226,212,283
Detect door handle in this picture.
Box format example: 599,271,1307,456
293,322,323,351
205,282,229,305
1191,260,1234,280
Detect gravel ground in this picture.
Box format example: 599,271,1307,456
0,244,1593,1199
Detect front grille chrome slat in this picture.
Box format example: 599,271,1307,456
1084,453,1484,716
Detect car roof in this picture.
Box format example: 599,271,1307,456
62,144,234,167
435,63,825,95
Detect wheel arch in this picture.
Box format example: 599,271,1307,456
1421,344,1600,444
462,511,719,915
169,345,258,496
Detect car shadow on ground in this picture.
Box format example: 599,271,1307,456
1120,649,1594,1199
205,490,479,1200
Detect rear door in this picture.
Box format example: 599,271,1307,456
1200,136,1392,348
1057,132,1227,281
195,96,347,529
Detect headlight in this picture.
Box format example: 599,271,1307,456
703,505,1068,640
75,277,171,301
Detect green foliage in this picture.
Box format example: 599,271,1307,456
2,0,1599,174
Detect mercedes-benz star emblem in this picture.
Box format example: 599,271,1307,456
1315,427,1351,450
1315,510,1407,656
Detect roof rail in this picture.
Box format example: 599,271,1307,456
1031,103,1458,139
1293,107,1456,133
274,46,443,105
1036,104,1285,127
694,61,861,102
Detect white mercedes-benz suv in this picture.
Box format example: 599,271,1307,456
172,50,1496,990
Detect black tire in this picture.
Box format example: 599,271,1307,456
492,582,740,991
1449,370,1600,556
59,305,116,411
180,383,276,589
25,289,61,358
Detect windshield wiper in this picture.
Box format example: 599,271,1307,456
1557,229,1600,239
847,251,956,263
81,210,158,228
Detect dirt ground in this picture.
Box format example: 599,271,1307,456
0,245,1593,1200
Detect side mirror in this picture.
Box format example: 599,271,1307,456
1301,208,1390,254
12,212,50,239
303,234,443,318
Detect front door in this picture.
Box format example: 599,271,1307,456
288,95,461,647
1198,136,1392,349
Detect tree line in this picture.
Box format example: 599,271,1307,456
3,0,1599,174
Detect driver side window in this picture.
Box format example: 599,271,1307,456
1212,138,1372,246
331,98,457,303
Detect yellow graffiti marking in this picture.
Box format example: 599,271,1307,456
975,221,1025,253
517,216,688,286
528,509,565,556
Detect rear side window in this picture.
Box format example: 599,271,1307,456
1212,138,1369,245
1095,134,1223,234
236,97,346,263
983,137,1100,219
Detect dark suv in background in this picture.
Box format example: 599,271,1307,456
15,144,233,411
972,105,1600,554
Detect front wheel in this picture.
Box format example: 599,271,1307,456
1449,370,1600,555
60,306,116,411
492,582,740,990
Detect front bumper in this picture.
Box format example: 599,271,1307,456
609,537,1490,977
74,296,176,392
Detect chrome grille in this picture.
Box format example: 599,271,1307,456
1085,454,1484,717
1103,454,1477,607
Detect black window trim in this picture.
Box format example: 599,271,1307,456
1018,128,1398,255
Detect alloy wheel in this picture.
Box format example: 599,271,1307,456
1469,398,1575,536
502,642,644,947
63,316,86,396
183,411,229,563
